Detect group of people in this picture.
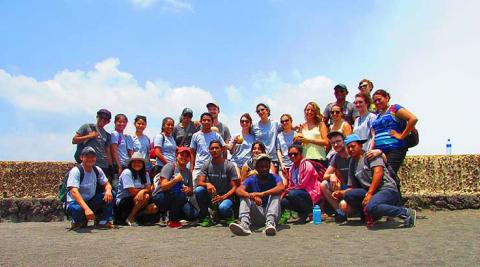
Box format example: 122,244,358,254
66,78,418,235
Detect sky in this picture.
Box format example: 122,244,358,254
0,0,479,161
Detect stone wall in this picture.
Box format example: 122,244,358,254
0,155,479,222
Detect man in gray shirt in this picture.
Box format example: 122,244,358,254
72,109,113,180
332,134,416,228
194,140,239,227
323,84,358,126
207,102,231,144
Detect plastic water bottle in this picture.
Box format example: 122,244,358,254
446,139,452,155
313,205,322,225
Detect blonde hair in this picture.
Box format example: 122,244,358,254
304,101,323,126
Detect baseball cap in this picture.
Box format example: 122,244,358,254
97,109,112,119
182,108,194,116
206,102,219,109
254,153,272,167
334,84,348,94
344,134,367,146
176,146,192,157
81,146,96,156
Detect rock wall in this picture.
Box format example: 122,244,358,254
0,155,479,222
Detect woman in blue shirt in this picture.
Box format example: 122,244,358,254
228,113,255,177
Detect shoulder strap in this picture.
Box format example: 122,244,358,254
77,165,85,184
180,123,192,146
161,133,166,147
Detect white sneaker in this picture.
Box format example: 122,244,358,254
229,222,252,236
264,221,277,236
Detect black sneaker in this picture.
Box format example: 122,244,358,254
335,213,347,223
404,208,417,228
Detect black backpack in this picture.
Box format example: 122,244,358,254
74,123,97,163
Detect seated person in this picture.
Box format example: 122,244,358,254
320,131,350,222
280,144,322,224
151,147,197,228
115,152,158,226
240,141,273,181
66,146,114,229
229,154,285,236
194,140,239,227
332,134,416,228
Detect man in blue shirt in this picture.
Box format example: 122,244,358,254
229,154,284,236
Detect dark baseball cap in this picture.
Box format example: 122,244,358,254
182,108,194,116
81,146,97,156
334,84,348,94
97,109,112,119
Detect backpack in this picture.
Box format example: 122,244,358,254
304,159,326,181
150,133,166,159
74,123,97,163
388,105,419,148
58,165,100,215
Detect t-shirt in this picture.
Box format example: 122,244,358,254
347,155,398,192
76,124,111,168
329,153,350,185
372,104,406,153
199,160,238,195
173,122,201,147
116,169,151,204
152,162,192,195
323,101,359,126
111,131,133,167
66,165,108,203
353,112,377,151
190,131,225,170
215,122,231,143
132,134,152,170
154,133,177,167
229,133,255,167
276,131,295,168
243,174,282,207
252,120,281,161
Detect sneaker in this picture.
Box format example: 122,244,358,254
199,217,213,227
404,208,417,228
167,220,182,229
70,220,87,230
295,213,308,225
229,222,251,236
335,213,347,223
95,221,115,229
264,221,277,236
278,210,291,225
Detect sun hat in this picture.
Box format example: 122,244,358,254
127,152,148,165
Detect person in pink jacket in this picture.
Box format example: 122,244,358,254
280,144,322,224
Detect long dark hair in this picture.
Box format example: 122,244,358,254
127,160,147,185
250,141,266,153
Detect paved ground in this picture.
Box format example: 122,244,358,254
0,210,479,266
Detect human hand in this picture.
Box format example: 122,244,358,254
84,208,95,221
174,174,184,183
389,130,403,140
103,189,113,203
253,196,262,206
212,194,225,204
365,149,382,160
181,185,193,196
330,175,340,192
332,190,344,200
362,193,373,207
89,131,99,139
206,183,216,194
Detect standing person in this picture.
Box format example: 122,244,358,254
229,154,284,236
328,104,352,136
228,113,255,177
151,147,197,228
320,131,350,223
195,140,239,227
252,103,281,173
276,114,295,184
369,89,418,174
296,102,329,166
132,115,153,175
207,102,231,144
173,108,201,147
111,114,134,176
240,141,268,181
358,79,376,112
332,134,416,228
190,113,225,185
115,152,157,226
353,93,377,152
281,144,322,224
323,84,358,126
72,108,113,181
153,117,177,176
66,147,114,229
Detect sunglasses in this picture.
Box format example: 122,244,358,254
354,101,365,104
240,120,250,124
331,110,341,115
358,84,368,89
288,152,299,157
256,108,266,114
280,119,290,124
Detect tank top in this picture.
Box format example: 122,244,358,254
329,121,347,134
302,125,326,160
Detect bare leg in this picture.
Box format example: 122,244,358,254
320,181,339,210
127,194,151,222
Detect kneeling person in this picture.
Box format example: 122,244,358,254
66,147,114,229
152,147,197,228
115,152,157,226
195,140,239,227
230,154,285,236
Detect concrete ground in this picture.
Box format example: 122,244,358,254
0,210,479,266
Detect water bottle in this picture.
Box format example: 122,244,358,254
446,139,452,155
313,205,322,225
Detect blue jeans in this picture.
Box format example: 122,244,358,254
67,191,114,223
281,189,313,215
194,186,233,219
344,188,408,218
152,191,198,221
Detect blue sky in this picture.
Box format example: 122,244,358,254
0,0,479,160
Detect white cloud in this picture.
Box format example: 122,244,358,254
224,85,242,103
128,0,193,12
